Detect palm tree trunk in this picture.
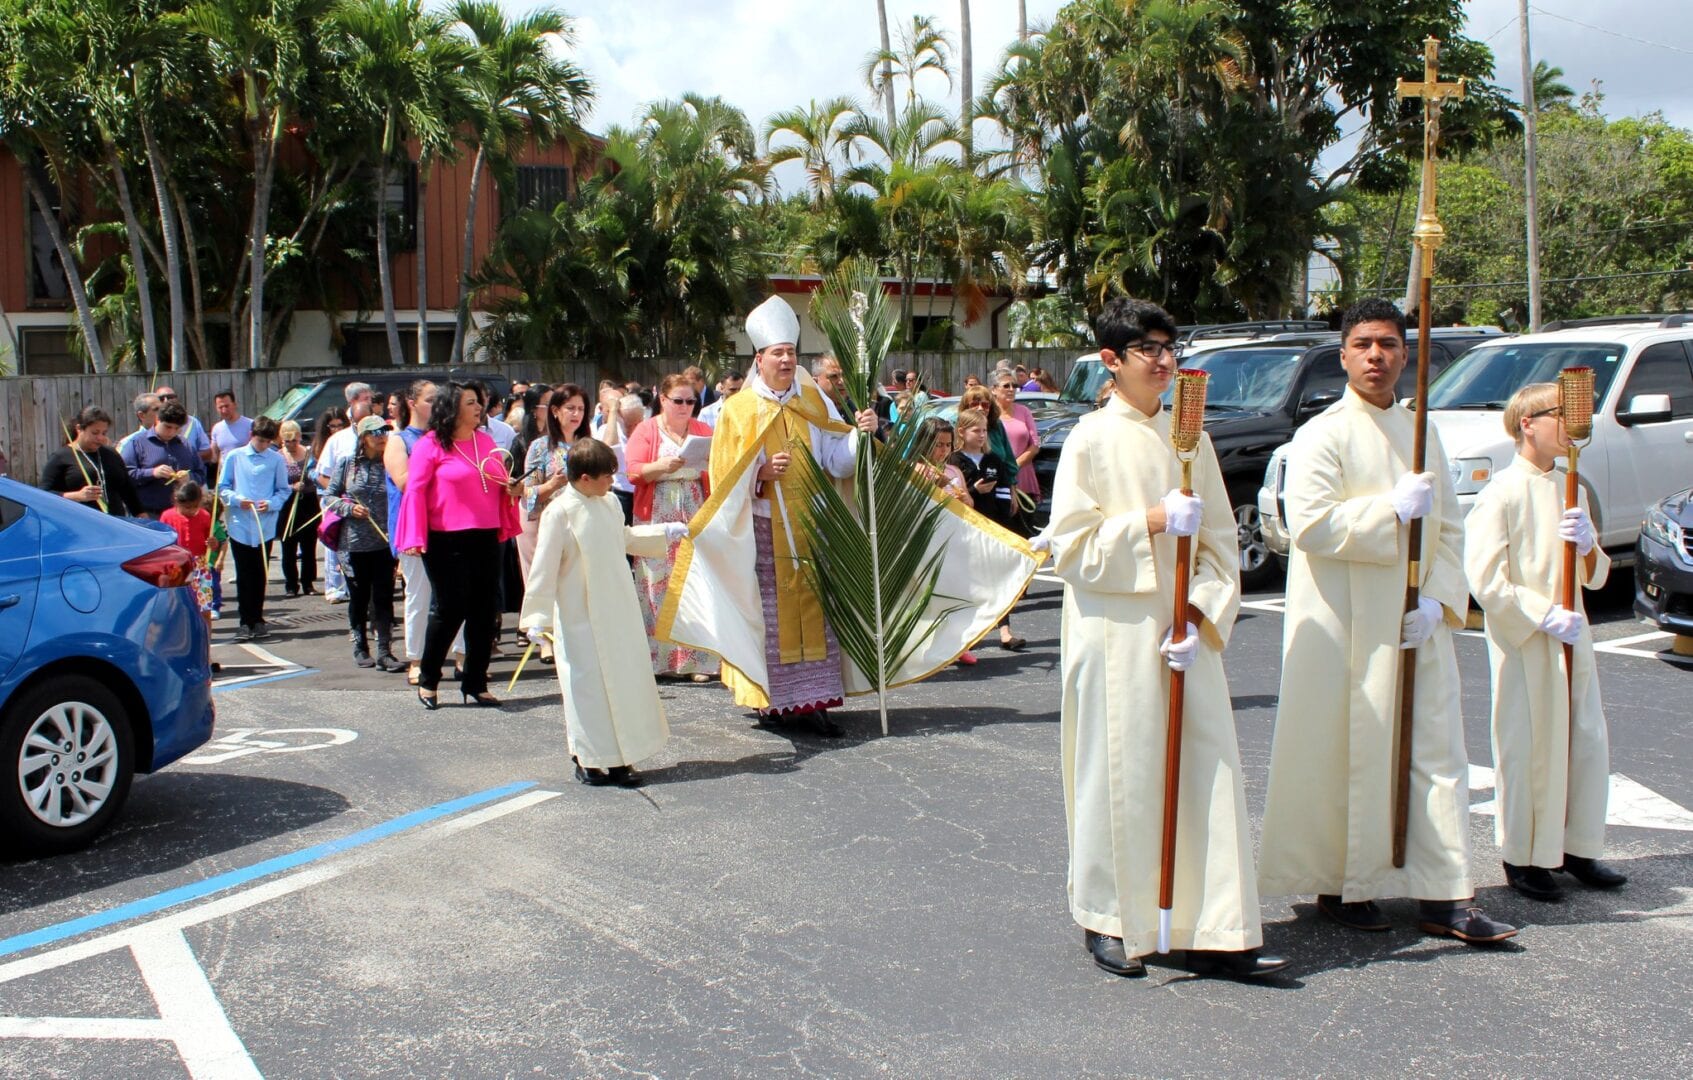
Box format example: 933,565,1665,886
103,146,160,373
876,0,897,130
415,159,429,365
21,164,105,372
375,155,405,366
450,143,486,365
140,108,188,371
248,109,282,368
959,0,973,163
1018,0,1027,40
173,186,209,370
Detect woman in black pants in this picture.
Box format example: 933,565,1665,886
394,383,523,708
324,416,403,672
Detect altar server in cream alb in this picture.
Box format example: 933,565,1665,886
1464,382,1627,903
520,438,687,789
1049,297,1286,980
1258,298,1517,945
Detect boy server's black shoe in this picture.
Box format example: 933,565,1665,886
1083,930,1145,978
1504,862,1564,902
1560,855,1628,888
1316,894,1391,932
1186,949,1290,979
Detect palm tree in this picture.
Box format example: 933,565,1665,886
764,96,858,205
185,0,328,368
873,0,896,131
958,0,973,161
447,1,591,365
1532,60,1575,112
864,14,951,116
333,0,474,366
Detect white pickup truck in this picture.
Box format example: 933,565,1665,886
1259,320,1693,566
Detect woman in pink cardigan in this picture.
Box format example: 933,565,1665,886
396,382,522,709
625,373,718,681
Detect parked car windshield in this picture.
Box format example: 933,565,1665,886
262,383,316,421
1061,360,1110,405
1177,348,1305,409
1428,342,1625,410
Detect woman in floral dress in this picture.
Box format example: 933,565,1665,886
625,373,718,681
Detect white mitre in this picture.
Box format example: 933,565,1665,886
746,294,800,351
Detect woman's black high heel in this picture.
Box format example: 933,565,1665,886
417,689,439,711
462,691,501,707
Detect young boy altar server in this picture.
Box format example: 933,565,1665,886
1464,382,1626,902
520,438,688,788
1049,296,1286,980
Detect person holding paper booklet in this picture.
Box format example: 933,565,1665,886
520,439,688,788
1049,297,1284,980
627,374,718,682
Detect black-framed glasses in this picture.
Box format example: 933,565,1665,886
157,393,178,399
667,396,697,406
1130,340,1177,359
1529,406,1564,419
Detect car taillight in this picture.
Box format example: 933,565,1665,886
122,545,195,588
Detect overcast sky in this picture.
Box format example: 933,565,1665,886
546,0,1693,193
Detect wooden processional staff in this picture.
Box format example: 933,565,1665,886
1558,367,1595,708
1392,39,1466,869
1158,368,1208,955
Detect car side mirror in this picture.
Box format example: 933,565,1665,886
1296,388,1341,420
1618,393,1673,426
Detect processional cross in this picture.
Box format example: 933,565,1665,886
1395,37,1467,276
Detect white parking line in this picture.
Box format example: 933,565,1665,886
0,787,560,1079
1467,764,1693,831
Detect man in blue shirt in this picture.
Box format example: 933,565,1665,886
217,416,292,642
121,402,206,517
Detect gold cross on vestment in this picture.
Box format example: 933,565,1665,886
1396,37,1467,270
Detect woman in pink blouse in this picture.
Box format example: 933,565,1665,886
396,382,522,709
625,373,718,681
990,373,1042,513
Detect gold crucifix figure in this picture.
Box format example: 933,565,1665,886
1396,36,1467,275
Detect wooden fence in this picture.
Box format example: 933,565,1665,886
0,348,1089,485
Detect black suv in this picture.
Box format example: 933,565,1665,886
260,369,516,440
1180,327,1504,587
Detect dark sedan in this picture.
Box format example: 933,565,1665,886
1634,487,1693,636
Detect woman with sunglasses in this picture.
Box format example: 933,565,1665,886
626,373,718,682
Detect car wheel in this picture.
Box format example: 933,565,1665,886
1234,499,1277,590
0,676,135,857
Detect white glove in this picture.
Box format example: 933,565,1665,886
1160,490,1203,537
1159,623,1201,672
522,624,551,646
1539,604,1586,645
1559,507,1596,557
1399,596,1444,649
1029,532,1052,554
1390,472,1435,524
665,521,689,543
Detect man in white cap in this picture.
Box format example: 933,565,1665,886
658,295,877,736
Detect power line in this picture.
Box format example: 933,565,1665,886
1529,6,1693,57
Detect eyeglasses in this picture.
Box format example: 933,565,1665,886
995,383,1016,390
667,396,696,406
1529,406,1564,419
1130,341,1177,360
157,393,177,400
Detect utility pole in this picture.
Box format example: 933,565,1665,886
1519,0,1543,331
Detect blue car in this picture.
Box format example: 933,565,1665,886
0,477,214,856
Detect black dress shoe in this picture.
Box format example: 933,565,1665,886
1560,855,1628,888
1083,930,1145,978
607,765,644,788
1186,949,1290,979
813,711,844,738
416,689,439,711
1418,902,1518,945
1316,894,1391,932
573,758,611,786
1504,862,1565,902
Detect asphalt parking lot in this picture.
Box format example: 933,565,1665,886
1,569,1690,1078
